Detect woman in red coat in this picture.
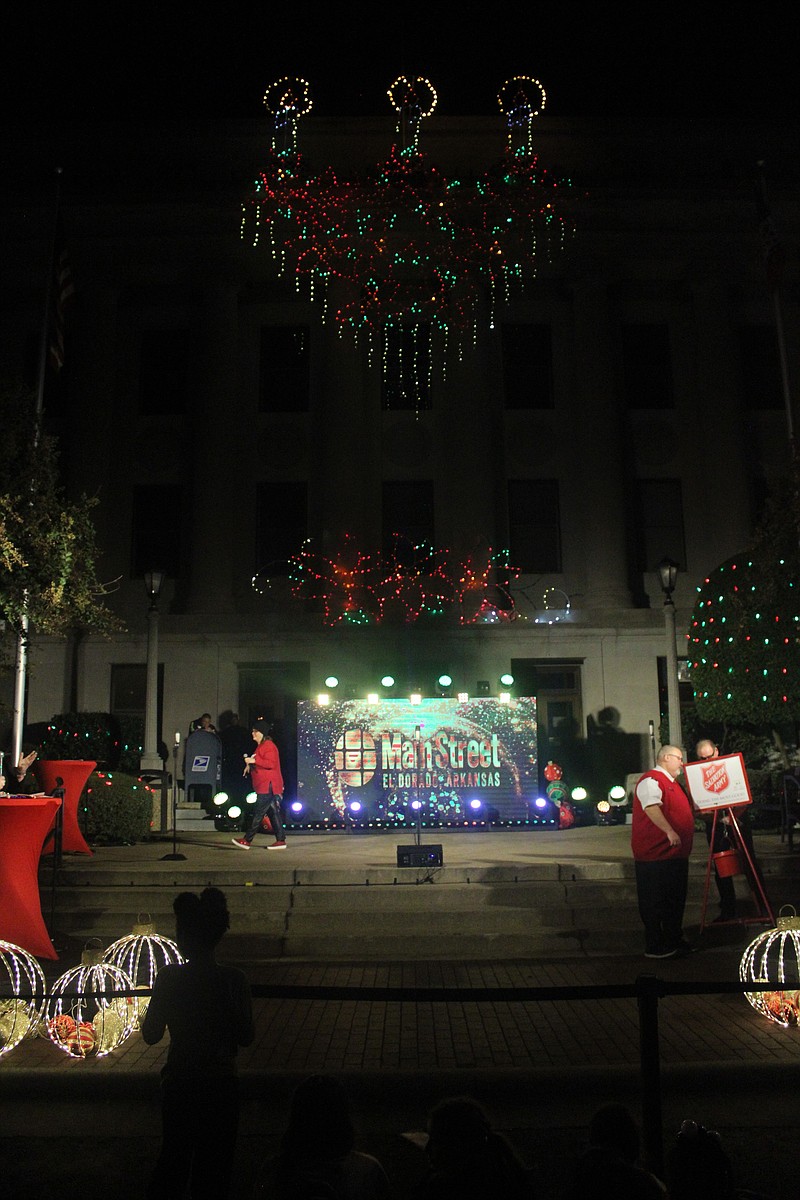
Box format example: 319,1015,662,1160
231,720,287,850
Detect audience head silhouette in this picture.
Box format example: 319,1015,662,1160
173,887,230,958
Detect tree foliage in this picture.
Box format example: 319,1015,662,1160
688,462,800,735
0,386,121,639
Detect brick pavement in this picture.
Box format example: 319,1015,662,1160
4,943,797,1077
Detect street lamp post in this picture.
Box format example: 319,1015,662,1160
657,557,683,750
140,570,165,773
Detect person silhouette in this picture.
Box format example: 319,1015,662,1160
141,887,254,1200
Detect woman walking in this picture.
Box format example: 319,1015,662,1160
232,719,287,850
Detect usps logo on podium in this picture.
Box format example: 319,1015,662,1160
685,752,753,811
191,755,211,773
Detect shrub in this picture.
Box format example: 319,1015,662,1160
80,771,153,845
39,712,122,768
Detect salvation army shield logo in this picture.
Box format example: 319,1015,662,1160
333,728,377,787
701,761,729,795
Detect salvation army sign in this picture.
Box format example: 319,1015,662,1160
684,752,753,811
297,697,538,825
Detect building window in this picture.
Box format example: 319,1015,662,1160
502,323,554,409
138,329,190,415
381,324,432,411
508,480,562,573
131,485,183,577
259,325,310,412
382,480,435,561
255,480,308,574
636,479,686,572
737,325,783,410
110,662,164,753
620,323,673,408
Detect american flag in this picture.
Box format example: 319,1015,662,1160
48,221,74,371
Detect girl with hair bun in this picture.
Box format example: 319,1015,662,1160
142,887,254,1200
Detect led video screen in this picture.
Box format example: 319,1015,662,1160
296,697,538,826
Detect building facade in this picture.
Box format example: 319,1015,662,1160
2,108,797,796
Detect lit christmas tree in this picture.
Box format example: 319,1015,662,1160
689,466,800,758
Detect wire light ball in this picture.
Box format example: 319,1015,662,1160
46,944,137,1058
103,917,183,1026
739,912,800,1027
0,940,47,1058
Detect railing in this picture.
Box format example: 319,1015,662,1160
20,974,778,1175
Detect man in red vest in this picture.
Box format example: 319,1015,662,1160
632,745,696,959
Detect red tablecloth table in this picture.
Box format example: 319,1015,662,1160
34,759,95,855
0,797,62,959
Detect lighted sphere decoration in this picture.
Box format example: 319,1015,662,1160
103,919,183,1027
543,761,563,782
0,940,47,1058
46,946,137,1058
739,920,800,1027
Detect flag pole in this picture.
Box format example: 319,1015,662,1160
11,168,65,768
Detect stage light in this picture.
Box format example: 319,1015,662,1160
596,799,611,814
381,675,395,688
290,801,303,813
499,692,511,704
469,798,482,811
317,693,330,706
571,786,588,801
534,797,548,809
324,676,339,689
349,800,363,814
410,692,422,704
438,674,453,688
246,792,257,805
500,673,514,687
367,692,379,703
227,805,242,820
608,785,627,804
411,799,423,810
457,691,469,702
213,792,228,807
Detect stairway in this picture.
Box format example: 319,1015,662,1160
40,857,789,962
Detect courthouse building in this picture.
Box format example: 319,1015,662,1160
1,99,797,796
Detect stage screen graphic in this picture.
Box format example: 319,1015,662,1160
296,697,538,826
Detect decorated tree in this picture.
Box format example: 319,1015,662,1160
688,464,800,765
0,387,120,652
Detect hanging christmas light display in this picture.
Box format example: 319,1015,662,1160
242,74,578,404
287,535,519,625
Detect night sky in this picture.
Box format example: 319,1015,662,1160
4,1,798,124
